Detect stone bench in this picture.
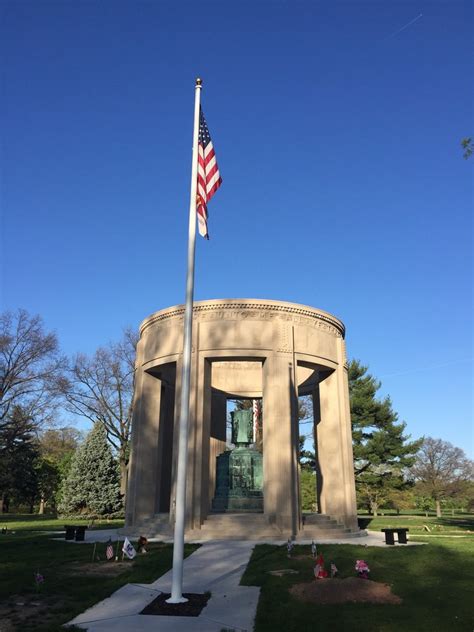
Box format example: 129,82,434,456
381,527,409,545
64,525,88,542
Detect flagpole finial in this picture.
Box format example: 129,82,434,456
195,77,202,87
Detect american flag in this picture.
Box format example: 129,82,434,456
197,108,222,239
106,539,114,561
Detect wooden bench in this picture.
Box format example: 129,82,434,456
381,528,409,545
64,525,88,542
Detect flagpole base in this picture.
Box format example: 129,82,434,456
165,596,189,604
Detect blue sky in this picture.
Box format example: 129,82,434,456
1,1,472,455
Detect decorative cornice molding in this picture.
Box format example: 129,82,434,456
140,299,345,339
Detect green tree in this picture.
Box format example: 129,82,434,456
38,426,82,513
384,487,415,515
0,405,40,512
411,437,473,517
299,434,316,471
39,427,82,462
61,329,137,497
0,310,65,512
35,458,59,515
58,422,123,517
349,359,422,515
300,469,316,512
413,491,434,517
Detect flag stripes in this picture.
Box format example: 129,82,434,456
197,108,222,238
106,539,114,560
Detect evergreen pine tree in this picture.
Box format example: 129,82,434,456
349,359,422,515
59,422,123,517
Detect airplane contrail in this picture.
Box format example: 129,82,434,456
378,358,472,379
386,13,423,39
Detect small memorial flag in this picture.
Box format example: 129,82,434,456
197,108,222,239
122,537,137,560
106,538,114,561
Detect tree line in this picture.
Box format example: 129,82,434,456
1,308,472,518
0,309,135,516
300,360,473,516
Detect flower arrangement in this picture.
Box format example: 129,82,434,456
34,572,45,592
355,559,370,579
314,553,328,579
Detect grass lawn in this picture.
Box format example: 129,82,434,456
2,513,473,631
241,528,474,631
0,513,125,532
358,513,474,536
0,516,198,631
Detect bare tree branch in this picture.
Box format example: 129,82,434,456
60,329,137,497
0,309,65,428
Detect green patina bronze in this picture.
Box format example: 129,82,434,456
212,409,264,512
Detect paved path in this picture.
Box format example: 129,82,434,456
65,531,422,631
67,541,259,632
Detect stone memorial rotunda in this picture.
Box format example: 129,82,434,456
124,299,361,540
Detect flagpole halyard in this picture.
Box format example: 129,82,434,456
166,77,202,604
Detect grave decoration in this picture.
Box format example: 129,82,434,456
34,572,44,593
287,538,294,558
311,541,317,558
138,535,148,553
122,537,137,560
106,538,114,560
355,559,370,579
330,562,338,578
314,553,328,579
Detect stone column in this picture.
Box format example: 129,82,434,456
126,369,162,524
263,353,299,534
335,339,358,528
189,354,212,528
170,351,201,530
125,360,143,528
155,381,175,513
209,390,227,507
169,355,182,524
317,354,357,527
312,378,323,513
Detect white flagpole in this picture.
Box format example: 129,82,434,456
166,77,202,604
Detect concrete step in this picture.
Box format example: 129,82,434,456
302,513,338,525
187,512,282,540
299,528,365,539
122,512,364,541
120,513,173,538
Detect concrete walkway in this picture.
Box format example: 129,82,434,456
66,540,259,631
65,531,422,631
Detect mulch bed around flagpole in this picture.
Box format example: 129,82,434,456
140,592,211,617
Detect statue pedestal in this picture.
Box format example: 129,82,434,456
212,447,263,512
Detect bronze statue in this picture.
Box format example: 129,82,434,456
231,409,253,446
